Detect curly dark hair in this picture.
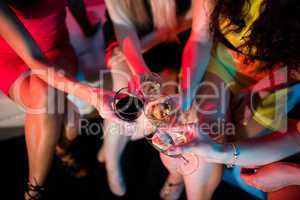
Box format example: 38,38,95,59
210,0,300,69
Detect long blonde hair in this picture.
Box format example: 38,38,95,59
119,0,178,40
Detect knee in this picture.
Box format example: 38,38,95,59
26,75,54,113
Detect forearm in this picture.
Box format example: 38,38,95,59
180,36,212,91
0,1,103,106
114,25,149,76
30,59,101,106
180,0,214,92
213,131,300,167
114,16,192,75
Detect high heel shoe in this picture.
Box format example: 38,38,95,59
25,179,45,200
56,136,88,178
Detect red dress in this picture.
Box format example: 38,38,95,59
0,0,77,96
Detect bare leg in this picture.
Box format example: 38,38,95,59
56,99,87,178
158,68,186,200
101,120,129,196
184,160,223,200
10,74,63,199
179,72,229,200
56,97,80,157
160,154,184,200
63,100,80,142
98,47,132,196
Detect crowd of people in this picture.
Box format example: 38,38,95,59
0,0,300,200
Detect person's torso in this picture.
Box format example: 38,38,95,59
211,0,300,133
217,0,280,82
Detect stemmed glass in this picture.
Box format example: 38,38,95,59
144,95,199,175
112,73,199,174
113,87,144,122
139,72,162,101
112,72,162,122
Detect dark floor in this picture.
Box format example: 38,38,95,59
0,117,259,200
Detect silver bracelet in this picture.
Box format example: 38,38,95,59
226,143,240,168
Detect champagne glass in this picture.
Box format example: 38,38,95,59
144,95,180,127
113,72,162,122
139,72,161,101
144,95,199,175
144,127,199,175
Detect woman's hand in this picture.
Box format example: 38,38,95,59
163,123,225,163
91,88,122,122
240,162,300,192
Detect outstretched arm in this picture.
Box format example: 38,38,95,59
180,0,215,111
179,122,300,167
0,2,116,118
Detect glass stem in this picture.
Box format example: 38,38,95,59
179,154,189,164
